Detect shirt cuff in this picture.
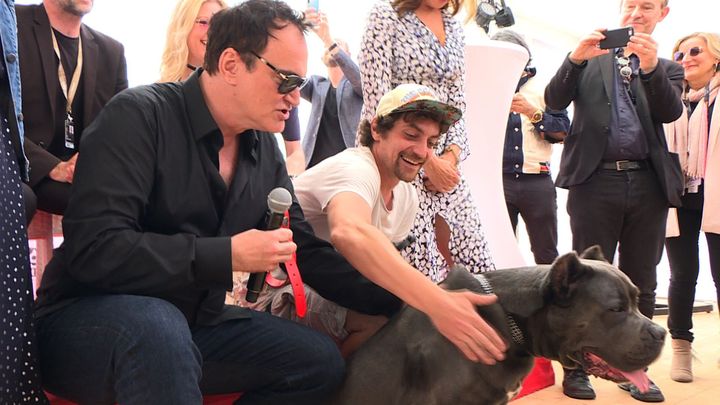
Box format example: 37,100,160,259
194,236,233,290
329,44,342,58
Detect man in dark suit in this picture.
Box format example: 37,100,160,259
17,0,127,216
545,0,683,402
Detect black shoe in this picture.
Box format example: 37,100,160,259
562,368,596,400
618,380,665,402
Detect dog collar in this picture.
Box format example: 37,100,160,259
474,274,526,346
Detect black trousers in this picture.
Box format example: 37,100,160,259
32,176,71,215
22,182,37,223
567,168,667,319
503,173,559,265
665,185,720,341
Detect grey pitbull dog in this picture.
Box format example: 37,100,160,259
328,247,666,405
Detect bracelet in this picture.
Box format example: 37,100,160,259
328,42,338,52
443,145,460,166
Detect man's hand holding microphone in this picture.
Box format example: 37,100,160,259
232,187,294,302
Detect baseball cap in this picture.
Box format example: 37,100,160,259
375,84,462,131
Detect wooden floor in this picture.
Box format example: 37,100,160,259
515,309,719,405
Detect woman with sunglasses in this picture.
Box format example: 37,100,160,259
664,31,720,383
359,0,495,284
159,0,305,177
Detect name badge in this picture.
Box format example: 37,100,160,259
64,112,75,149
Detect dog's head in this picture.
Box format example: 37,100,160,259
538,246,666,391
444,247,665,393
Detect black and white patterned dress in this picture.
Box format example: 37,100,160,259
359,1,495,282
0,36,48,402
0,122,47,404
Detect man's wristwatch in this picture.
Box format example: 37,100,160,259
529,109,544,124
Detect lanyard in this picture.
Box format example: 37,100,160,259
50,29,83,115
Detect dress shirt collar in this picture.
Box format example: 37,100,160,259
183,68,220,142
182,68,259,161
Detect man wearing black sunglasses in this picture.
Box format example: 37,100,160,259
545,0,683,402
34,1,402,404
250,51,308,94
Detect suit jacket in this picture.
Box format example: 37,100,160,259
16,3,127,186
545,54,685,206
300,48,363,166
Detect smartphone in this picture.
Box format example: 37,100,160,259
308,0,319,10
598,27,634,50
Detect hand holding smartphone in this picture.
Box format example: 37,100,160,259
598,27,634,50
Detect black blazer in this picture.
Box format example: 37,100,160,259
16,4,127,186
545,54,685,206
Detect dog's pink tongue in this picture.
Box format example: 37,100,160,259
621,370,650,393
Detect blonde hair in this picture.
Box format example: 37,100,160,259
159,0,228,82
462,0,478,24
672,32,720,63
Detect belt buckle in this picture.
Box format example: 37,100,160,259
616,160,630,171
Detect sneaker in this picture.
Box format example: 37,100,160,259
562,368,596,400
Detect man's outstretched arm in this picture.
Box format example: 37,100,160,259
325,192,507,364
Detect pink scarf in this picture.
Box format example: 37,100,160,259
665,74,720,179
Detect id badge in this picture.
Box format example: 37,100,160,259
64,113,75,149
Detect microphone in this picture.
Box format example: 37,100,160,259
245,187,293,303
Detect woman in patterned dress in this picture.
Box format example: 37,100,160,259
1,0,48,402
359,0,494,282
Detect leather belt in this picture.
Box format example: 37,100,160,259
598,160,648,171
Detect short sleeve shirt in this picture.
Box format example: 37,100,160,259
294,146,418,244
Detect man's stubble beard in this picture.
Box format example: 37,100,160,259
59,0,93,17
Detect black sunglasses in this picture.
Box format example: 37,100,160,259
674,47,703,62
250,51,307,94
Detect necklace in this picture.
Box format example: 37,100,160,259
616,55,633,84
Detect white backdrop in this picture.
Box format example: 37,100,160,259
464,41,529,269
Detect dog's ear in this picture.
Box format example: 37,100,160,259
549,251,588,302
579,245,608,262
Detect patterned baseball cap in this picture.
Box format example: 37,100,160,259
375,84,462,131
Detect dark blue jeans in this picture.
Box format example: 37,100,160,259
567,168,667,319
37,295,344,404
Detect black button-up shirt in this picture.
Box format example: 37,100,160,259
36,70,400,325
604,49,649,161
